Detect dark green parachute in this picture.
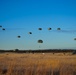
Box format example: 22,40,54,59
2,28,5,30
48,28,52,30
0,25,2,28
57,28,61,30
28,32,32,34
38,28,42,30
74,38,76,40
38,39,43,43
17,36,21,38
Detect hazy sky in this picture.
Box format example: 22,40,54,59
0,0,76,50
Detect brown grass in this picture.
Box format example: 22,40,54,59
0,53,76,75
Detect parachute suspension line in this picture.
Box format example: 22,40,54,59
39,45,40,48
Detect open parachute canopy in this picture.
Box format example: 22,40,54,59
38,39,43,43
38,28,42,30
17,35,21,38
2,28,5,30
0,25,2,28
74,38,76,40
28,32,32,34
48,28,52,30
57,28,61,30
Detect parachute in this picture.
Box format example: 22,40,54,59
57,28,61,30
74,38,76,40
2,28,5,30
17,36,21,38
0,25,2,28
38,39,43,43
48,28,52,30
38,28,42,30
38,39,43,48
28,32,32,34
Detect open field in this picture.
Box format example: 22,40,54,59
0,53,76,75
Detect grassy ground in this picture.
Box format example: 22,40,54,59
0,53,76,75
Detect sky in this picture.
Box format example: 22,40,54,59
0,0,76,50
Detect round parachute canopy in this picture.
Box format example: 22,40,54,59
38,28,42,30
38,39,43,43
17,36,21,38
2,28,5,30
74,38,76,40
57,28,61,30
48,28,52,30
0,25,2,28
28,32,32,34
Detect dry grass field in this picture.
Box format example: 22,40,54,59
0,53,76,75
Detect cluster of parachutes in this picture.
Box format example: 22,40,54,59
17,27,61,42
0,25,76,42
38,27,61,31
37,27,62,45
17,27,76,43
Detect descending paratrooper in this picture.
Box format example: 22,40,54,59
38,39,43,48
